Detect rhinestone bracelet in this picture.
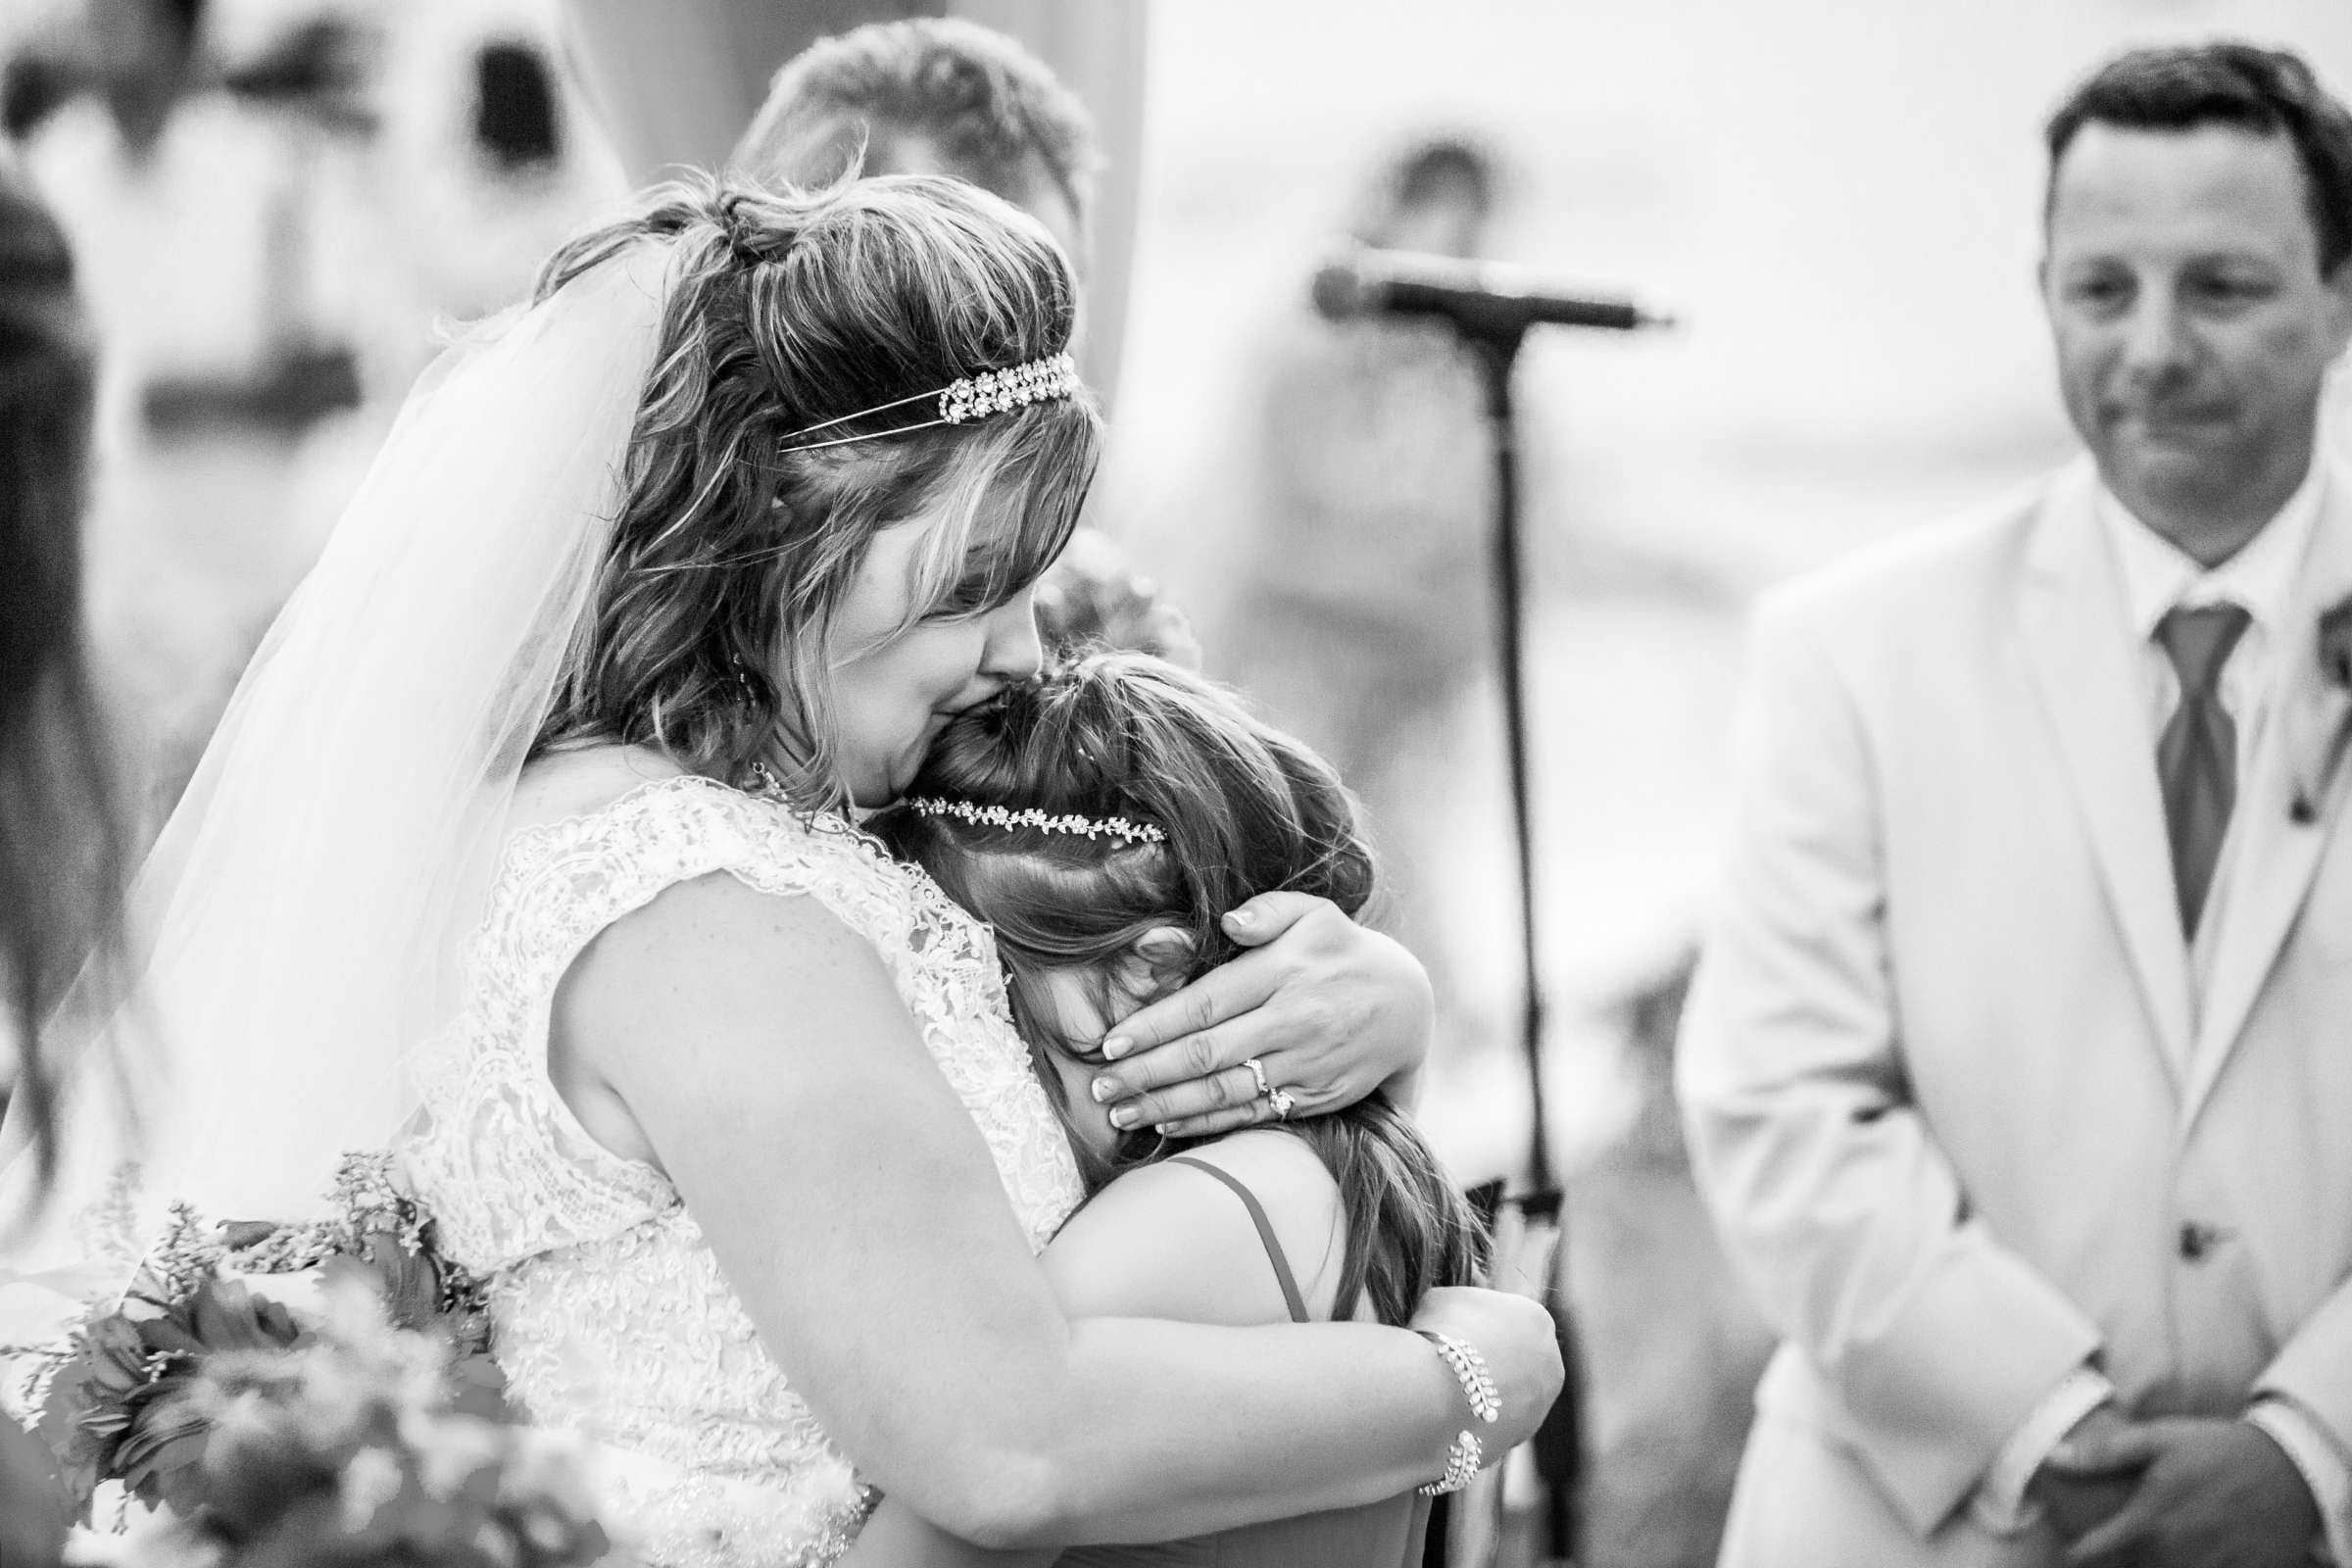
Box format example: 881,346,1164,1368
1419,1429,1484,1496
1419,1330,1502,1425
1415,1330,1500,1495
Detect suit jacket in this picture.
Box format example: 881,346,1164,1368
1677,459,2352,1564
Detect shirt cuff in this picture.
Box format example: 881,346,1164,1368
1970,1366,2116,1537
2246,1396,2351,1566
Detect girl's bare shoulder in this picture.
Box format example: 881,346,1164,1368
1043,1130,1348,1324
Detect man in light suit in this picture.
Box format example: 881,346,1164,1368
1680,42,2352,1568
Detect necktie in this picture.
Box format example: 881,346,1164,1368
2154,602,2253,939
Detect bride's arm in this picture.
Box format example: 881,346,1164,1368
1083,892,1432,1139
833,1506,1049,1568
559,873,1557,1550
835,1136,1356,1566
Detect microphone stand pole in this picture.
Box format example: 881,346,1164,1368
1471,331,1551,1204
1460,319,1585,1568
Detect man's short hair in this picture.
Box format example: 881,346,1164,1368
2045,41,2352,275
733,19,1099,229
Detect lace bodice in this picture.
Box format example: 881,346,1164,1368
401,776,1085,1568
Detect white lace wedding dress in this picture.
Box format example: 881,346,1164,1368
400,775,1086,1568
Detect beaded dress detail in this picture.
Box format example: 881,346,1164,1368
401,776,1085,1568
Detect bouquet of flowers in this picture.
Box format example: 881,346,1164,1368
21,1154,616,1567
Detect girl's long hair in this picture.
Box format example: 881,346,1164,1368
531,171,1100,808
872,651,1486,1326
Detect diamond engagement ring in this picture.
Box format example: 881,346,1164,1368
1242,1056,1271,1099
1267,1087,1297,1121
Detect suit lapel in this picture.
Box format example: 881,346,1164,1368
2182,465,2352,1126
2018,462,2195,1080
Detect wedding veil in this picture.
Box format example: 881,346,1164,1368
0,238,673,1322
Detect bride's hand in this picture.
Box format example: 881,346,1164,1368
1085,892,1433,1138
1408,1286,1566,1457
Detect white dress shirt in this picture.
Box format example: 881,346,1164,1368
1975,462,2352,1565
2098,465,2327,1012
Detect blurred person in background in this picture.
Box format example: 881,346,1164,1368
5,0,625,839
0,148,124,1568
1212,134,1514,1079
1682,41,2352,1568
732,17,1095,286
730,17,1201,672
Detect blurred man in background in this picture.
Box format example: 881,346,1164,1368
732,17,1197,667
732,17,1093,273
1683,41,2352,1568
6,0,624,838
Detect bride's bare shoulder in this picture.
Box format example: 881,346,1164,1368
510,744,691,831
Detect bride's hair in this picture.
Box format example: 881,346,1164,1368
871,652,1487,1326
531,171,1099,807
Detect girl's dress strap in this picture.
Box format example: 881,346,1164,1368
1165,1154,1312,1324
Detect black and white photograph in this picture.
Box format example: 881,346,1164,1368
4,3,2352,1566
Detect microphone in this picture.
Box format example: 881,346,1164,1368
1311,246,1675,339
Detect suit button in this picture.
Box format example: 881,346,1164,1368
2179,1222,2221,1261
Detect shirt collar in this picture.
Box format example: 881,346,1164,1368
2097,459,2328,645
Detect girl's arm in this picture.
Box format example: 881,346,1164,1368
560,874,1555,1549
836,1134,1355,1567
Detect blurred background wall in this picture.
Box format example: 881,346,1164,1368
7,2,2352,1563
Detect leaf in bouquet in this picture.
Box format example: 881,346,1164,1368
565,1517,614,1567
219,1219,282,1252
450,1278,496,1334
127,1420,213,1505
118,1392,207,1489
137,1425,220,1518
189,1283,259,1351
36,1352,99,1445
86,1316,159,1397
425,1298,495,1367
138,1315,211,1361
354,1229,442,1335
255,1295,304,1347
188,1279,306,1354
445,1353,512,1422
132,1453,190,1515
116,1388,211,1492
32,1357,105,1511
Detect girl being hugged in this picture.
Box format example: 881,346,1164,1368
861,650,1490,1567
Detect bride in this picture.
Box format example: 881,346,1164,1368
1,172,1560,1565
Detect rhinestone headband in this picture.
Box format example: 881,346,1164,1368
777,352,1082,455
907,795,1165,846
